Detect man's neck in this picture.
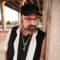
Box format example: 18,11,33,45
21,28,31,36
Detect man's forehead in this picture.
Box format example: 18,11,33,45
22,14,38,18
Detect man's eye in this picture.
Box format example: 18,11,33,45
28,18,31,20
25,18,28,20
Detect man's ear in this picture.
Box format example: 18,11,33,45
20,15,23,22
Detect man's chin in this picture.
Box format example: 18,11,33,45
27,28,37,33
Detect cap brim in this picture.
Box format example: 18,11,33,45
23,10,42,16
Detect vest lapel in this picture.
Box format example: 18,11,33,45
13,27,20,60
26,30,38,60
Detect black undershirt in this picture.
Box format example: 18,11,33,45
17,32,32,60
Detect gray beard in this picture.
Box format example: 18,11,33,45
21,25,37,33
23,26,37,34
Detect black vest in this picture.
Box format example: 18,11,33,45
7,26,46,60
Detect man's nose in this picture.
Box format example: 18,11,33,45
30,20,35,25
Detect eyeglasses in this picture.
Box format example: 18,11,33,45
23,17,40,21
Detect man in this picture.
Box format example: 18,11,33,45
4,3,46,60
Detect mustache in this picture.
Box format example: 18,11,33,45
28,25,36,27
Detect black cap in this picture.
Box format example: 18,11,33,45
21,3,41,16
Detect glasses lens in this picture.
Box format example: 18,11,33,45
24,17,39,21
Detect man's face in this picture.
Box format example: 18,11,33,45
21,13,39,33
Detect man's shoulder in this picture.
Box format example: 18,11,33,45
37,28,46,34
36,28,46,41
12,25,19,29
11,26,19,31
